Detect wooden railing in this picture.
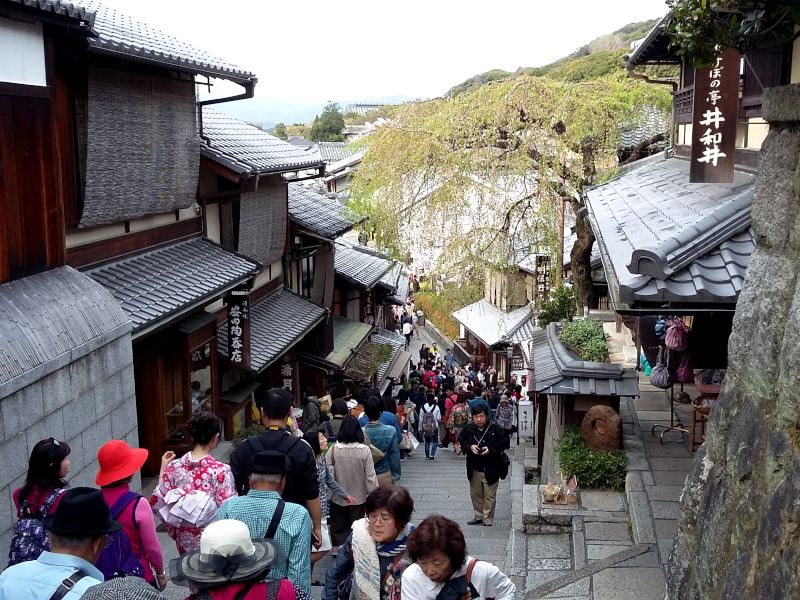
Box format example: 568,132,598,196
673,85,694,124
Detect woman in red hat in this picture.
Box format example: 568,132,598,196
96,440,167,590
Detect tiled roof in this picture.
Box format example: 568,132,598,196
452,300,537,347
202,108,325,176
323,151,364,181
334,242,391,290
585,156,755,308
37,1,256,83
217,288,326,373
0,266,129,390
378,262,410,305
288,184,358,239
10,0,92,23
626,13,677,68
86,237,260,336
372,328,406,383
326,316,373,368
316,142,358,163
527,323,639,397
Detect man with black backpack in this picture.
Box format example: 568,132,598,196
230,387,322,551
0,487,120,599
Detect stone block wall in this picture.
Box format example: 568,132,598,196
668,84,800,599
0,332,138,563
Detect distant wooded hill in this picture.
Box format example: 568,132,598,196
445,19,660,97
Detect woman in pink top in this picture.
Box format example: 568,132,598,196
96,440,166,591
150,413,236,554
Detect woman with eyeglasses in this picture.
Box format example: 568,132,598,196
8,438,71,566
323,485,414,600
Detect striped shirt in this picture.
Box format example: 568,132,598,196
216,489,311,594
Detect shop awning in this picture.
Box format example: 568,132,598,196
217,288,327,374
325,315,373,368
86,236,260,339
386,350,412,380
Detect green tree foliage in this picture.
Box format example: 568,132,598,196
310,101,345,142
347,75,671,308
545,49,628,83
344,105,402,126
286,124,310,139
558,425,626,490
557,319,608,362
272,122,287,140
666,0,800,67
537,284,577,326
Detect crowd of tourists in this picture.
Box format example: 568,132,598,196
0,381,518,600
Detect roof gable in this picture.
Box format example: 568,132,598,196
202,108,325,176
452,299,536,347
585,156,756,307
288,184,358,238
53,0,255,83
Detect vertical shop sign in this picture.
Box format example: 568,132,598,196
226,290,250,369
361,289,375,325
535,255,551,306
690,48,739,183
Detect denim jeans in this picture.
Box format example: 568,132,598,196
425,432,439,458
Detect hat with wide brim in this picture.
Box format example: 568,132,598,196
96,440,149,486
43,487,123,536
170,522,286,589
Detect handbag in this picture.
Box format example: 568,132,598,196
676,351,694,384
399,432,413,451
649,346,673,389
665,318,688,351
362,429,386,463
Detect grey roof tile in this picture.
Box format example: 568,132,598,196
452,300,537,347
10,0,91,22
217,288,326,373
527,323,639,397
0,266,130,388
316,142,358,163
371,328,406,383
45,1,256,82
202,108,325,176
86,237,260,334
288,184,358,239
377,262,410,305
334,242,391,290
585,157,756,307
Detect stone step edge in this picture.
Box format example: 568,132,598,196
623,397,658,546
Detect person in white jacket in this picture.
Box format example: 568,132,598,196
401,515,516,600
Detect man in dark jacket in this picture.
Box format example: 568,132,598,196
230,387,322,549
458,403,509,527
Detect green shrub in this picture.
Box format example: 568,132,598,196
558,319,608,362
232,424,266,447
537,284,577,326
557,425,626,490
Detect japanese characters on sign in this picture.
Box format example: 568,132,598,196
226,290,250,370
535,255,551,307
689,48,739,183
360,289,375,326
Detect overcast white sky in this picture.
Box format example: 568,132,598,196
95,0,670,104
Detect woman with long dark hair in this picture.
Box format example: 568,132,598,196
8,438,71,566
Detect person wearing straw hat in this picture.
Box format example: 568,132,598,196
216,450,312,594
0,487,120,599
171,519,310,600
96,440,166,590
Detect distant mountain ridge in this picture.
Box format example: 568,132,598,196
444,19,660,97
217,95,416,131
